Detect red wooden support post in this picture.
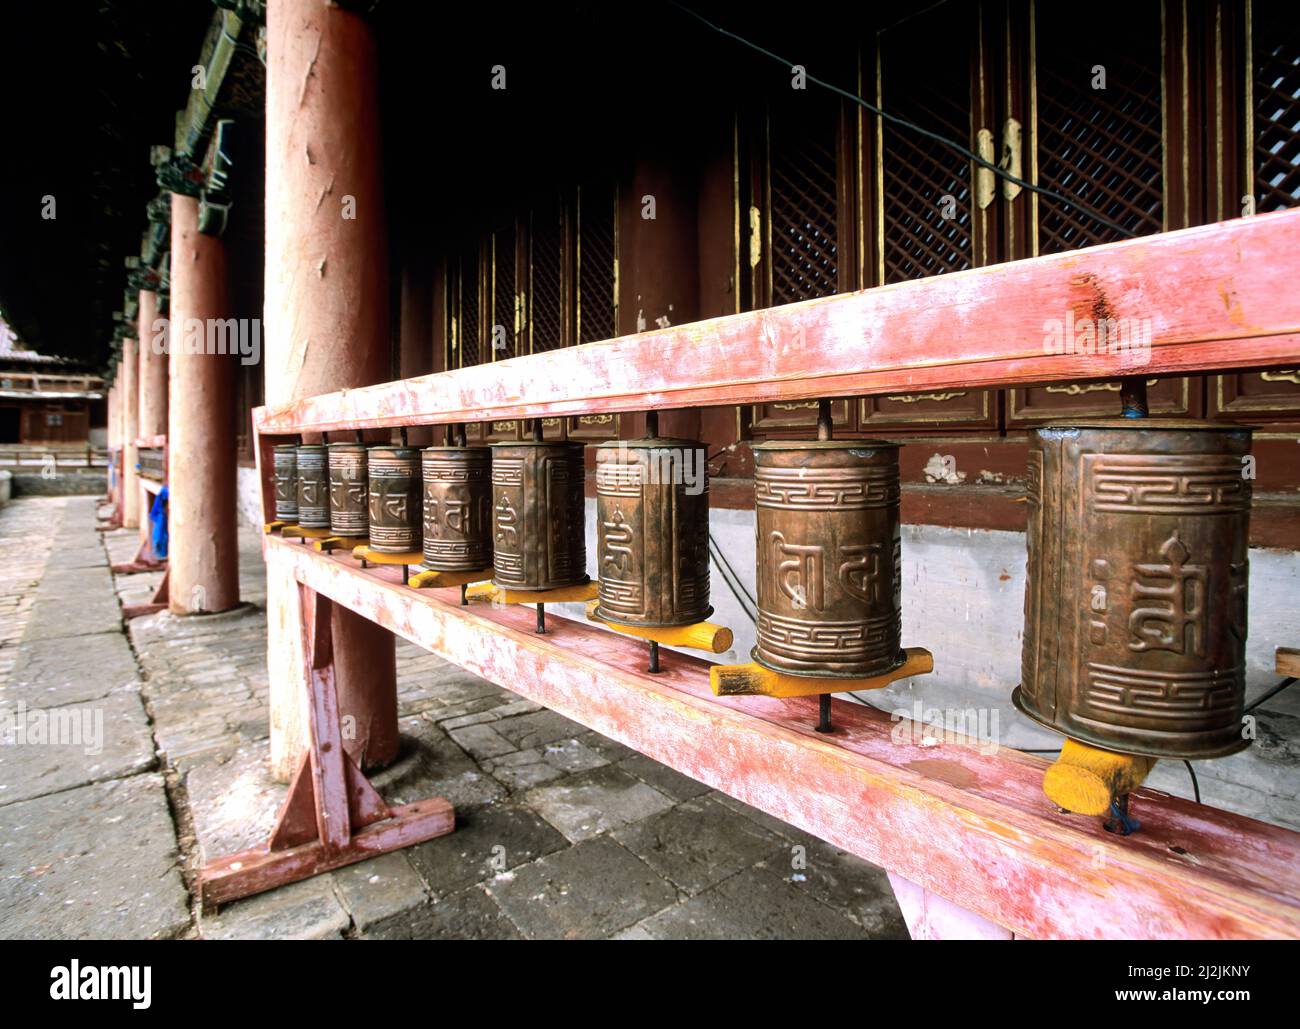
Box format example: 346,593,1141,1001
198,583,454,909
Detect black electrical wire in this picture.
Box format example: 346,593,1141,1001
1183,760,1201,804
708,533,757,622
670,1,1137,240
1245,676,1297,713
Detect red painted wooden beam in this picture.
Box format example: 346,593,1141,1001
254,209,1300,433
265,536,1300,940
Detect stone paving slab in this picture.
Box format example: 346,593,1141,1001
523,764,677,843
0,689,156,806
2,631,139,709
201,876,351,940
21,591,122,642
0,773,190,940
615,751,712,802
32,565,115,597
611,795,787,896
373,716,508,811
361,884,522,940
626,864,870,940
406,802,569,897
183,740,282,863
484,836,679,940
332,853,430,933
41,547,109,570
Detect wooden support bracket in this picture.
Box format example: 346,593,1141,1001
111,535,166,575
122,567,170,620
711,647,934,699
197,583,454,909
263,520,285,535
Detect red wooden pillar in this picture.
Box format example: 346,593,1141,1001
618,154,702,441
169,194,240,615
120,337,140,529
264,0,398,780
105,377,119,501
136,289,168,545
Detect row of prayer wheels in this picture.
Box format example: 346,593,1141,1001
271,410,1254,767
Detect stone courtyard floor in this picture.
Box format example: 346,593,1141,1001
0,495,907,939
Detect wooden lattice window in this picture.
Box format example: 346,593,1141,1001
449,242,482,369
1035,10,1163,252
767,96,842,304
490,223,518,360
880,32,972,284
1253,0,1300,211
577,180,618,343
529,198,565,353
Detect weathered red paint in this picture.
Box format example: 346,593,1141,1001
197,585,455,908
254,209,1300,434
262,536,1300,939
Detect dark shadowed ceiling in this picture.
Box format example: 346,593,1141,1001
0,1,213,366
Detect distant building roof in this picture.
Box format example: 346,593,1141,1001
0,319,64,364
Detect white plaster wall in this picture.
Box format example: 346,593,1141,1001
237,464,262,528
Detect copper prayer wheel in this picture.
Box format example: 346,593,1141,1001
490,440,587,590
272,444,298,522
593,437,711,628
327,442,369,538
1015,419,1253,760
295,444,329,529
752,440,904,678
421,446,493,571
367,446,422,553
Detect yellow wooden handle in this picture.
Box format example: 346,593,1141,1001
408,567,494,590
465,580,599,605
585,600,734,653
710,648,933,698
350,545,421,564
1277,647,1300,678
1043,738,1156,816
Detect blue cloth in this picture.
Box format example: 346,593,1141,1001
150,485,169,559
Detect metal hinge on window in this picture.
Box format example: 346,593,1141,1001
976,128,996,209
748,205,762,268
1001,118,1023,201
